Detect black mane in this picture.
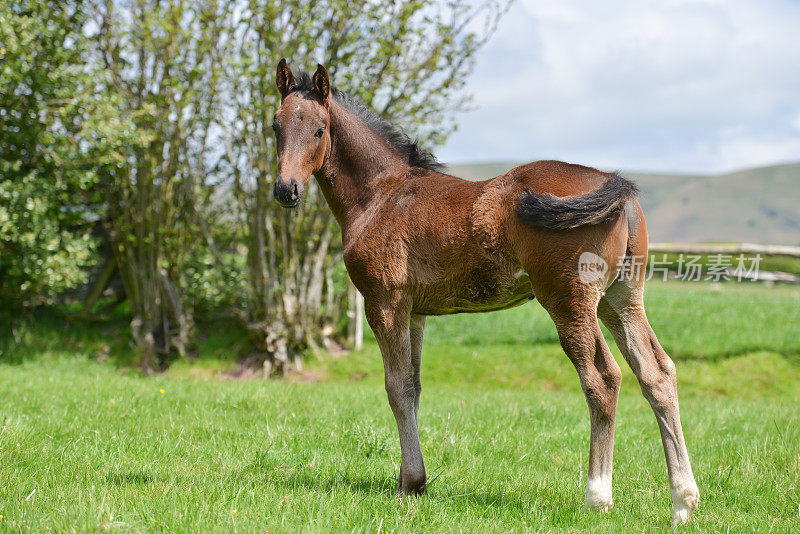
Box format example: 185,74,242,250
291,71,444,172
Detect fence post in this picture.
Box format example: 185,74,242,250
347,281,364,350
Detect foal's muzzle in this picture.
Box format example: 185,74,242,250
273,177,302,208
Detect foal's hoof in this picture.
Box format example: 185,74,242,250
671,486,700,526
584,477,613,512
396,476,426,498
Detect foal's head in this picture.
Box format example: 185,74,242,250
272,59,332,208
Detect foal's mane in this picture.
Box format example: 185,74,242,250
291,71,445,172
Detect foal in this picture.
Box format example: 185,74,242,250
271,59,700,525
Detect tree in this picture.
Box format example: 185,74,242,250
220,0,506,374
0,2,130,316
1,0,506,371
92,0,233,370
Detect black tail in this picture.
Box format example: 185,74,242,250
516,173,639,231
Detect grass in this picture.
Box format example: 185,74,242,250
1,280,799,532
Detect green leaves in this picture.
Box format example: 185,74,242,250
0,175,97,304
0,2,114,309
0,0,507,365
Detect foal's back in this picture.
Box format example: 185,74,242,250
344,160,626,316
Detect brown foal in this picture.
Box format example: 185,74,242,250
271,59,700,525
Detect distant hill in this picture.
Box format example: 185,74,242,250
446,161,800,245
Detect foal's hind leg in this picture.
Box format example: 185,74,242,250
544,295,622,512
410,315,426,421
598,281,699,525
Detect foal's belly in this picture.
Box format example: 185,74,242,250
411,268,535,316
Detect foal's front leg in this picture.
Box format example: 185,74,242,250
409,315,426,421
367,302,427,495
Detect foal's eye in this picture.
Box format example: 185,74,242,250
314,127,325,138
271,118,279,134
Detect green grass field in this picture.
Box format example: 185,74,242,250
1,281,799,532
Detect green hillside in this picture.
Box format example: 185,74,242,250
447,161,800,245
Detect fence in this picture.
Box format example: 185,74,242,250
648,242,800,283
345,242,800,349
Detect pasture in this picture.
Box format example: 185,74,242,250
1,280,799,532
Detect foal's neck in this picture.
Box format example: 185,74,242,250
315,100,410,231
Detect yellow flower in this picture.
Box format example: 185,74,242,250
159,388,165,394
232,509,238,515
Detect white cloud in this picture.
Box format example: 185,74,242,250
439,0,800,173
715,135,800,170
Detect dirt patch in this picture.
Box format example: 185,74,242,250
219,353,268,380
286,369,325,383
219,352,330,382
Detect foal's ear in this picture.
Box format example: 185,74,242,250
276,58,295,99
312,64,330,103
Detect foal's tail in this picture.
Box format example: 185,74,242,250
516,173,639,231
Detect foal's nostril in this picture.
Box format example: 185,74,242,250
273,177,300,207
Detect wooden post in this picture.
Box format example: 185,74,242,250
347,281,364,351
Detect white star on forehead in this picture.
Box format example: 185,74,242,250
295,105,301,112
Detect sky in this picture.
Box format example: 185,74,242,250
438,0,800,174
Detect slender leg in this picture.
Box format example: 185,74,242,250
552,312,622,511
366,300,426,495
409,315,426,421
599,284,700,525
